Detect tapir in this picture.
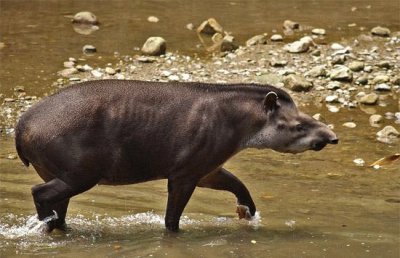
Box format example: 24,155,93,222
15,80,338,232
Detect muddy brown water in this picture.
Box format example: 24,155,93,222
1,0,400,257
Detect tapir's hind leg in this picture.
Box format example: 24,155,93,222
197,168,256,219
32,177,98,232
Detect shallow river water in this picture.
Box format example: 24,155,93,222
1,0,399,257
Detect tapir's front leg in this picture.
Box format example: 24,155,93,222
165,178,197,232
197,168,256,219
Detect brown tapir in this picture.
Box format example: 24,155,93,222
15,80,338,232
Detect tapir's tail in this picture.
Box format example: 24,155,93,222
15,122,30,167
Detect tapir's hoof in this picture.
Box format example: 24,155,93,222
236,205,252,220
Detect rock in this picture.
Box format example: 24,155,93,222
376,126,400,143
312,28,326,35
59,68,78,77
197,18,223,35
7,154,17,160
270,34,283,41
327,105,340,113
372,75,389,84
305,65,327,77
168,74,179,81
72,11,99,25
105,67,116,75
283,20,299,30
311,49,321,56
147,16,159,23
257,73,283,86
359,93,378,105
141,37,166,56
91,70,103,78
343,122,357,128
0,42,5,50
331,55,346,65
14,86,25,92
82,45,96,54
72,24,99,35
376,61,391,69
220,35,238,52
284,74,313,92
356,76,368,85
270,59,287,67
331,43,344,50
349,61,364,72
325,95,339,103
211,33,224,43
4,98,15,102
326,81,341,90
246,34,268,46
371,26,391,37
364,66,373,73
312,113,325,122
329,65,353,81
374,83,391,91
63,61,75,68
369,114,383,127
353,158,365,166
186,23,194,30
392,77,400,86
284,37,311,53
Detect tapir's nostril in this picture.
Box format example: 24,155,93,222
330,138,339,144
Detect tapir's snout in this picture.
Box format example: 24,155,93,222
329,138,339,144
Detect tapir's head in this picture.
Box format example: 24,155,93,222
246,90,338,154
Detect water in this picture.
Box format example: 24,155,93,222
1,0,400,257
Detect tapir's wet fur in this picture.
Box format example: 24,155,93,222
15,80,338,232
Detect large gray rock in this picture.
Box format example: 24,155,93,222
284,74,313,92
371,26,391,37
329,65,353,82
141,37,166,56
197,18,223,35
72,11,99,25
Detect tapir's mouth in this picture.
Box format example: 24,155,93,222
311,142,327,151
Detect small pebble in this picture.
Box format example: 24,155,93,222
343,122,357,128
353,158,365,166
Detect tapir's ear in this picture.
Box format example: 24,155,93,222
263,92,279,112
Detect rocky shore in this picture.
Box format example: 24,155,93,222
1,18,399,146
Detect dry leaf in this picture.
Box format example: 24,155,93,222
369,154,400,167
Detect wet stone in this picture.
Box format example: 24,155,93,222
141,37,166,56
312,28,326,35
331,43,344,50
83,45,97,54
284,74,313,92
376,61,391,69
376,126,400,143
283,20,299,30
284,38,310,53
13,86,25,92
369,114,383,127
326,81,341,90
63,61,75,68
372,75,389,84
270,59,287,67
270,34,283,41
331,55,346,65
374,83,391,91
197,18,223,35
59,68,78,77
147,16,159,23
359,93,378,105
356,76,368,85
221,35,238,52
246,34,268,46
305,65,327,78
105,67,116,75
72,11,99,25
349,61,364,72
371,26,391,37
329,65,353,82
343,122,357,128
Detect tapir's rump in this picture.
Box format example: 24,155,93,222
15,80,338,232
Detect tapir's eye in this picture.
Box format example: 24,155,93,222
295,124,305,132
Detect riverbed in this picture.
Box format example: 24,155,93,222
1,0,399,257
